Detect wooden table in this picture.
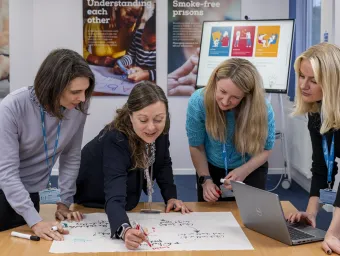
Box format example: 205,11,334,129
0,202,324,255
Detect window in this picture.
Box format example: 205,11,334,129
310,0,321,46
288,0,322,100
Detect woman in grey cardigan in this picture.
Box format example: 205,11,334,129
0,49,95,241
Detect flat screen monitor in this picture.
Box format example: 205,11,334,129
196,19,295,93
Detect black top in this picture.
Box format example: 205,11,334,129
308,113,340,206
74,128,177,236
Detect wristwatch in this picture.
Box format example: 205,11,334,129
115,223,131,240
198,175,212,185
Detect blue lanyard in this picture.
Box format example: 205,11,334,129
322,134,335,189
40,106,62,189
222,144,230,174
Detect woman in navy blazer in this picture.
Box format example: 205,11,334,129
75,81,190,250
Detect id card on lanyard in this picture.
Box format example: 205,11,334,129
38,106,62,204
220,144,234,198
319,133,336,205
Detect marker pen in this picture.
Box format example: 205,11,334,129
116,59,129,75
220,178,226,183
11,231,40,241
134,222,152,247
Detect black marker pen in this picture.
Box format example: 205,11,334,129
11,231,40,241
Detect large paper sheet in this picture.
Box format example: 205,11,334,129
50,212,253,253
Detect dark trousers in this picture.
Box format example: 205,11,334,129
196,162,268,202
0,189,40,231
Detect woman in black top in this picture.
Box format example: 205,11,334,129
287,43,340,255
75,81,190,250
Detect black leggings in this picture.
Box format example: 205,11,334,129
196,162,268,202
0,189,40,231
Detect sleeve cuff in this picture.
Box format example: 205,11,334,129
22,206,42,228
60,198,72,208
163,188,177,203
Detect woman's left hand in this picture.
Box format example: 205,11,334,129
322,231,340,255
55,203,83,222
223,168,249,190
166,199,192,214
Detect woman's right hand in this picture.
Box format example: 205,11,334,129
31,221,69,241
202,179,220,202
286,211,316,227
123,228,147,250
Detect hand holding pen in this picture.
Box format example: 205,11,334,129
134,222,152,247
31,221,69,241
202,179,221,202
123,221,151,250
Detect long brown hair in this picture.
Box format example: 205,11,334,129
106,81,170,169
204,58,268,156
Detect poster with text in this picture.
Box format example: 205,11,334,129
0,0,9,99
231,26,255,57
83,0,156,96
168,0,241,96
255,26,280,57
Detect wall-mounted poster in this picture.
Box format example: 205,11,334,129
83,0,156,96
167,0,241,96
0,0,9,98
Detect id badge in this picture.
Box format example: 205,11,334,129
39,188,61,204
319,189,336,205
220,185,234,198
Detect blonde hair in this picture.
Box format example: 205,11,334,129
204,58,268,156
292,42,340,134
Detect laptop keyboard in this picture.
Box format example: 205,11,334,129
288,226,314,240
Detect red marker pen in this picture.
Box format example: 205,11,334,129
135,223,152,247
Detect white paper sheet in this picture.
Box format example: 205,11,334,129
49,212,253,253
90,65,136,95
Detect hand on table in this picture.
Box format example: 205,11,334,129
31,221,68,241
166,198,192,214
55,203,83,222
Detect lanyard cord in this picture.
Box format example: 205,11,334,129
40,106,62,189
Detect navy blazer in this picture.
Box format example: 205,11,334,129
74,128,177,236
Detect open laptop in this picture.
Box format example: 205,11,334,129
231,180,326,245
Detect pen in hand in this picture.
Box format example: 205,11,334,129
132,222,152,247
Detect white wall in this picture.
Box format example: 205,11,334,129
241,0,289,175
10,0,289,175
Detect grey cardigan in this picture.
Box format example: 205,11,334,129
0,86,87,227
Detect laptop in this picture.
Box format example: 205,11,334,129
231,180,326,245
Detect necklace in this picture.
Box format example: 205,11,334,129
144,142,156,201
